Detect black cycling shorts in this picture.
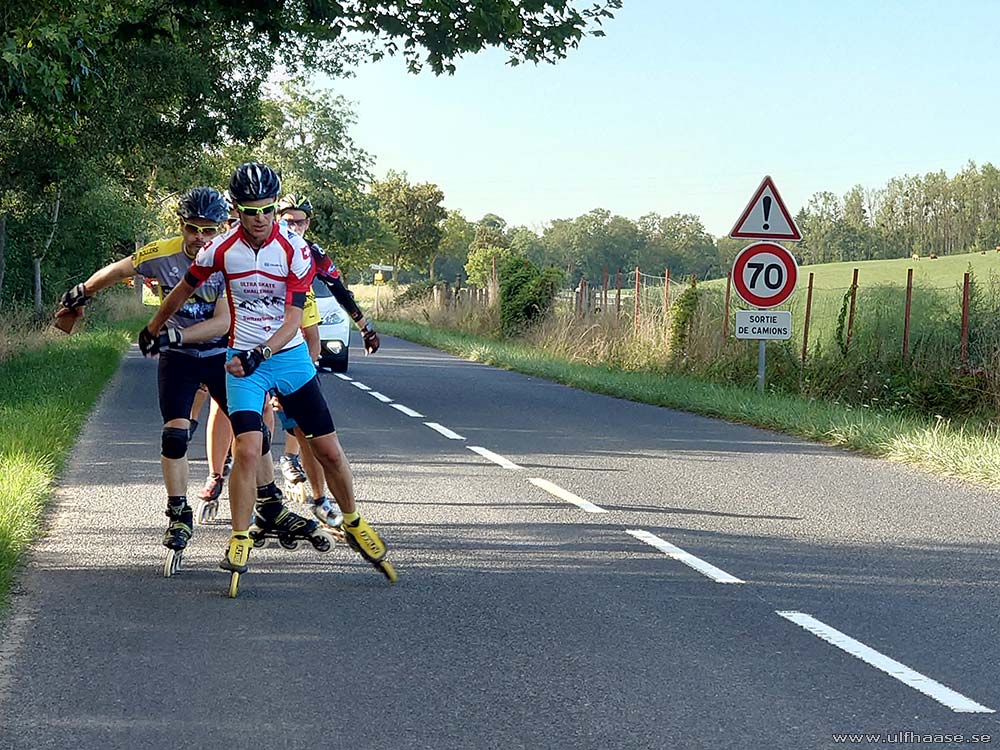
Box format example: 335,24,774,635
157,350,228,423
278,375,335,439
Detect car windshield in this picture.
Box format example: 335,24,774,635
312,277,332,298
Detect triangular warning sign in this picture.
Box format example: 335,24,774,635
729,176,801,241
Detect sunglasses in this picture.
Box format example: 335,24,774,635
284,218,309,228
183,222,224,236
236,201,278,216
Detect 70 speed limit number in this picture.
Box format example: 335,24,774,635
731,241,798,308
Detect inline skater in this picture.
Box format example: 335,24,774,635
144,163,394,595
57,188,234,573
273,193,381,528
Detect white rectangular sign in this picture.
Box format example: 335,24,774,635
735,310,792,340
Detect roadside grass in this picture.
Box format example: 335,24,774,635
378,319,1000,489
0,294,145,607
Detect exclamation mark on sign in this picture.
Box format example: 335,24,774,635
762,196,772,231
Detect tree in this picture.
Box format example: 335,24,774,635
370,172,446,280
465,245,522,287
438,210,476,283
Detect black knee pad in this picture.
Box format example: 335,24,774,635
261,423,271,456
161,426,190,459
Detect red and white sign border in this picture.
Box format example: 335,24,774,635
732,241,798,308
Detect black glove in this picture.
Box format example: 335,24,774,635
138,327,182,356
159,328,183,349
361,322,380,355
138,327,159,356
60,283,90,310
237,347,265,376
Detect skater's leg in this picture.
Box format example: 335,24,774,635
295,428,327,499
206,399,232,476
306,433,356,513
161,419,191,496
229,416,262,531
284,431,300,457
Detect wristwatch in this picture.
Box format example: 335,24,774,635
259,345,272,360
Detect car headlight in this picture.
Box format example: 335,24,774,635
325,341,344,353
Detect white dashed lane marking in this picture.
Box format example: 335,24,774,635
468,446,521,470
626,529,744,583
369,391,392,403
424,422,465,440
351,381,372,391
334,373,352,381
390,403,424,418
777,611,994,714
529,478,607,514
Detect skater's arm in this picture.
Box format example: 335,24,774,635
82,256,138,296
145,278,196,336
177,297,230,344
262,302,304,353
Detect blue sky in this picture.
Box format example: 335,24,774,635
326,0,1000,237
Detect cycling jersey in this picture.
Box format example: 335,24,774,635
308,242,363,322
132,236,226,357
187,223,314,351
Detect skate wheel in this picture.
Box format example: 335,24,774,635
279,537,299,551
163,548,182,578
310,532,332,553
228,572,240,598
290,484,308,504
379,560,398,584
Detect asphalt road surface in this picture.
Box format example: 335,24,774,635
1,334,999,749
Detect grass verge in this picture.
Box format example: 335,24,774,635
379,319,1000,489
0,312,143,607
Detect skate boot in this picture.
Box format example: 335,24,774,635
162,500,193,578
312,496,344,537
220,533,253,598
340,514,397,583
278,453,309,503
249,492,332,552
196,473,224,524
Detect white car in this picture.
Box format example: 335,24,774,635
312,277,351,372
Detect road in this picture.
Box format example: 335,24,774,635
1,333,999,749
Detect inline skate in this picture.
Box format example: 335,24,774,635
278,453,309,504
249,496,332,552
196,473,224,524
311,496,344,540
162,501,193,577
340,514,397,583
219,533,253,598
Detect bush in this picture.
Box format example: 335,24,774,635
498,257,563,337
390,279,437,308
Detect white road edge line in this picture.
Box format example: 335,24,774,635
424,422,465,440
468,446,521,470
390,403,424,418
369,391,393,403
351,381,372,391
776,611,994,714
334,374,353,381
626,529,744,583
530,478,607,514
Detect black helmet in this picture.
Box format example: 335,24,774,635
228,162,282,203
177,187,229,224
278,193,313,216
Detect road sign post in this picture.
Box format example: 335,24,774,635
729,177,801,393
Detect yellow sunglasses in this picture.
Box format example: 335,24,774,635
183,222,224,236
236,201,279,216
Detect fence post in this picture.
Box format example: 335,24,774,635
846,268,859,351
602,266,608,309
615,269,622,319
633,266,641,336
664,268,671,314
902,268,913,359
961,271,970,364
722,271,732,340
801,272,814,364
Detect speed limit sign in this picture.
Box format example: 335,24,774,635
731,242,798,308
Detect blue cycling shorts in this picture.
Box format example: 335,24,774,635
227,343,315,417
